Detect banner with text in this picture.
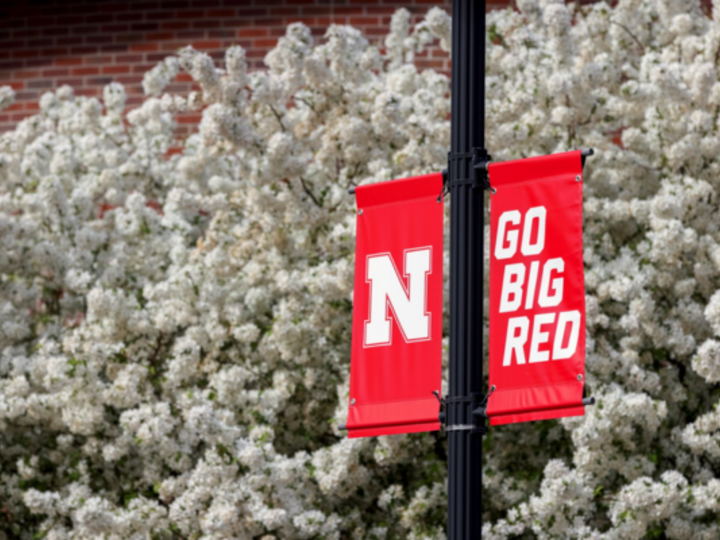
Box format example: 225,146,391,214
347,173,443,438
486,151,586,426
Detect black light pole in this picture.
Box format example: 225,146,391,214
446,0,487,539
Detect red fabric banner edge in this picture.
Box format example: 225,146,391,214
486,381,584,417
489,405,585,426
346,397,440,432
355,172,443,209
487,150,583,188
348,420,441,439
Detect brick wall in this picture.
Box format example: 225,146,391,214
0,0,714,136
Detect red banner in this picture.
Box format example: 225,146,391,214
347,173,444,438
486,151,586,426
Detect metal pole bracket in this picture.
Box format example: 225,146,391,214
439,393,487,436
472,147,492,191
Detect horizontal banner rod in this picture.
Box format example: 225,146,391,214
472,396,595,420
346,149,593,197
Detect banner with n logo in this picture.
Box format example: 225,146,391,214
347,173,444,438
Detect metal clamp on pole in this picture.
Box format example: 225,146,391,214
472,147,492,191
580,147,594,169
440,394,487,436
446,148,492,194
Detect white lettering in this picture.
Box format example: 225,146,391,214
499,263,525,313
364,248,432,347
503,316,529,366
495,210,521,260
529,313,555,363
525,260,540,309
538,257,564,308
521,206,546,256
553,310,581,360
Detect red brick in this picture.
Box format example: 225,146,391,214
117,13,143,22
14,70,42,79
208,30,235,38
176,113,202,124
285,17,316,25
55,57,83,66
27,79,53,89
57,37,84,46
102,24,130,33
26,18,55,28
115,75,144,85
42,68,70,77
132,23,160,32
146,53,170,62
175,10,203,19
100,3,130,13
206,9,235,17
86,36,115,45
266,7,300,16
75,88,100,96
55,15,84,26
160,41,183,51
0,0,460,135
255,18,285,26
102,65,131,74
11,112,33,121
349,17,379,25
13,29,40,38
132,63,153,73
98,46,125,54
70,47,98,55
176,30,204,39
237,8,268,17
317,17,346,26
26,39,54,49
129,43,159,52
254,39,279,48
146,32,174,40
198,20,222,29
191,40,221,49
237,28,268,37
13,50,39,58
161,21,190,30
116,54,143,63
44,27,70,36
72,67,100,76
86,14,113,24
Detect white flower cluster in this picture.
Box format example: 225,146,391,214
481,0,720,537
0,9,452,539
1,0,720,537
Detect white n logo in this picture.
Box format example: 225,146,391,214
364,247,432,348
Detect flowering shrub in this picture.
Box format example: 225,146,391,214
1,0,720,538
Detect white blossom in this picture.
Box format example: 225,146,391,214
1,3,720,538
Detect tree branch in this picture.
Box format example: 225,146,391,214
299,177,322,207
610,21,645,55
268,105,286,132
295,97,317,115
